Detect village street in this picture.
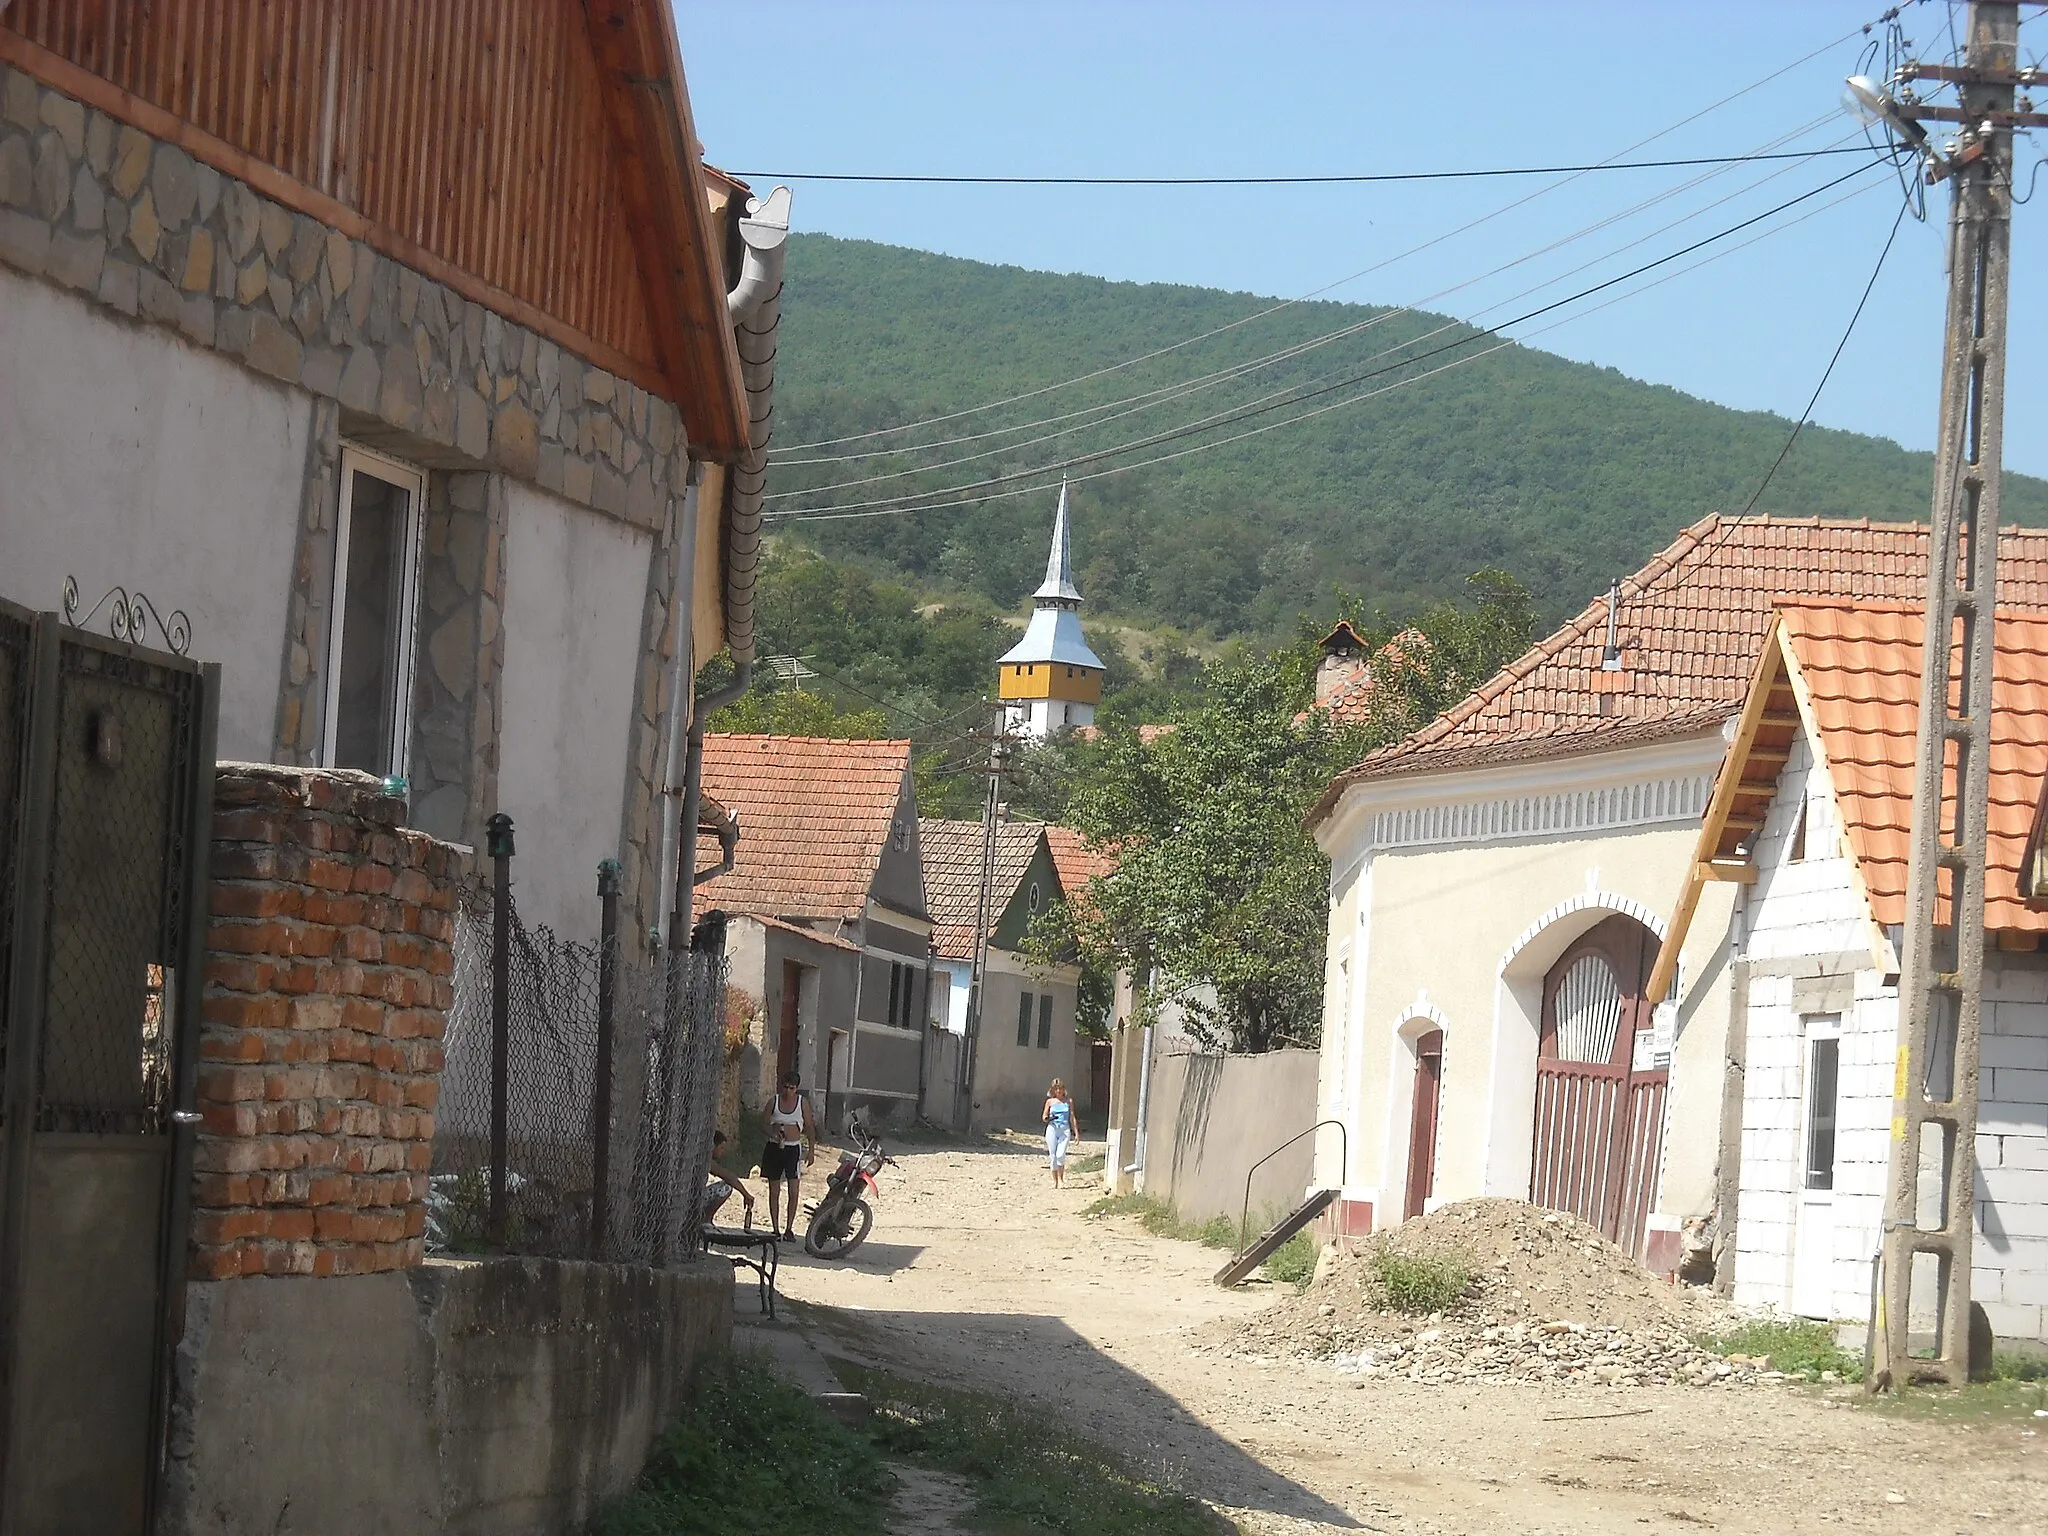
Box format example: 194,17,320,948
768,1135,2046,1536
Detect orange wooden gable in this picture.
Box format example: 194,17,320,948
1650,600,2048,1001
0,0,749,458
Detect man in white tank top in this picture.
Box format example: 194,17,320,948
761,1070,815,1239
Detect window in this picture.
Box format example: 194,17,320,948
1037,993,1053,1049
885,961,916,1028
1789,795,1809,862
1028,881,1042,914
1804,1032,1840,1191
324,447,424,777
1016,991,1034,1047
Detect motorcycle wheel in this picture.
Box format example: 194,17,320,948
804,1195,872,1259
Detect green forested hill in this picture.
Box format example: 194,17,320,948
770,234,2048,636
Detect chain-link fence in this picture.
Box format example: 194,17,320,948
430,868,728,1266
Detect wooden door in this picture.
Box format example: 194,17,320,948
776,960,801,1080
1529,915,1668,1257
1404,1030,1445,1219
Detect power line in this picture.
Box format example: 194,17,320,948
766,158,1891,523
768,130,1871,502
733,145,1880,187
770,8,1915,455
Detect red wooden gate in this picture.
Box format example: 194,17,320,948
1530,915,1667,1261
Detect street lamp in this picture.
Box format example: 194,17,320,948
1843,73,1932,151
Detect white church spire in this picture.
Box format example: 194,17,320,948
1033,479,1084,604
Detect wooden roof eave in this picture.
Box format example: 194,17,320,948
1648,620,1787,1003
582,0,751,462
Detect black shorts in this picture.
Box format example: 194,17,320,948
760,1142,802,1180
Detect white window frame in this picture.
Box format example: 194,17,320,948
322,445,426,778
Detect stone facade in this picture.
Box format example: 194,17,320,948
194,765,462,1280
0,63,690,536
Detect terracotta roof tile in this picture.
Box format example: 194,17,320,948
1315,515,2048,820
1044,826,1116,893
695,735,917,922
918,818,1048,958
1779,600,2048,935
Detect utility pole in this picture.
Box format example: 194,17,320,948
1865,1,2040,1391
955,722,1010,1132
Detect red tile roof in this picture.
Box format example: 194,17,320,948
695,735,917,922
1779,601,2048,934
1044,826,1116,893
1313,515,2048,824
919,818,1048,958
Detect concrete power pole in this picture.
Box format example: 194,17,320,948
955,727,1010,1132
1868,1,2039,1391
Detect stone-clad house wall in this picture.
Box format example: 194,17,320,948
0,60,695,954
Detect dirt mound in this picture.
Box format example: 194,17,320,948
1222,1199,1760,1387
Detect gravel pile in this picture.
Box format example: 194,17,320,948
1218,1198,1799,1388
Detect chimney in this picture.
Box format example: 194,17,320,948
1315,621,1371,709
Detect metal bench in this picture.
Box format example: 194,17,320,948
701,1225,780,1318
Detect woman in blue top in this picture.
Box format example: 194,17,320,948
1042,1078,1076,1188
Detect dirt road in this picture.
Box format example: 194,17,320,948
768,1133,2045,1536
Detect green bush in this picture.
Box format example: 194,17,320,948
1370,1248,1474,1314
1695,1318,1864,1383
1261,1230,1317,1289
594,1356,894,1536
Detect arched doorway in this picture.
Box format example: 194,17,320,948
1529,914,1667,1259
1403,1029,1444,1219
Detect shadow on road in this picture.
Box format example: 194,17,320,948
794,1303,1363,1530
776,1239,927,1276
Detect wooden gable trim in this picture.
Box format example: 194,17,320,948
0,25,679,405
1648,620,1787,1002
581,0,751,461
2022,777,2048,907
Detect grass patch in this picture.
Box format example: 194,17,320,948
1370,1249,1474,1314
594,1355,894,1536
1072,1151,1106,1174
1083,1191,1240,1251
1261,1229,1317,1289
839,1363,1233,1536
1695,1318,1864,1383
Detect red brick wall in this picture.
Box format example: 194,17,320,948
192,766,463,1279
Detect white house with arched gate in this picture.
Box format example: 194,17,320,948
1306,516,2048,1278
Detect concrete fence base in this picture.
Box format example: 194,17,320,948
161,1256,732,1536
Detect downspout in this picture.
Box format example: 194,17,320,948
651,471,702,951
1126,959,1158,1181
671,184,790,944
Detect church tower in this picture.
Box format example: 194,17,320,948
997,482,1105,740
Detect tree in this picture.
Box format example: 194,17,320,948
706,686,891,739
1030,570,1537,1053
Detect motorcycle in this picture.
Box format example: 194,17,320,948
803,1117,897,1259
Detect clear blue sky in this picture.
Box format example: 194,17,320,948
676,1,2046,479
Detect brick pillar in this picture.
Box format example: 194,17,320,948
192,765,462,1279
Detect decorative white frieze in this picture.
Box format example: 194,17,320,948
1368,775,1712,853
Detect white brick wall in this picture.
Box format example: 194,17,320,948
1729,726,2048,1337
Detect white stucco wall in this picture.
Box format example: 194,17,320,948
1734,731,2048,1338
0,266,311,760
1313,736,1736,1244
495,482,651,943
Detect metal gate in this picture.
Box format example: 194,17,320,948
1529,914,1668,1261
0,598,218,1535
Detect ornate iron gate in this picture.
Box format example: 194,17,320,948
0,600,218,1535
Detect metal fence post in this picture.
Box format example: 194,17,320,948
592,858,621,1261
485,812,515,1249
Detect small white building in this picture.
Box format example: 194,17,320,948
1306,515,2048,1288
997,484,1106,741
1655,600,2048,1338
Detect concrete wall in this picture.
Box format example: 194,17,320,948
1141,1048,1322,1226
967,952,1080,1131
1733,729,2048,1339
1314,737,1736,1250
162,1257,732,1536
0,265,309,759
495,481,651,943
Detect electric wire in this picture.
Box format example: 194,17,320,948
765,159,1891,523
734,146,1879,187
772,4,1924,455
771,126,1872,503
